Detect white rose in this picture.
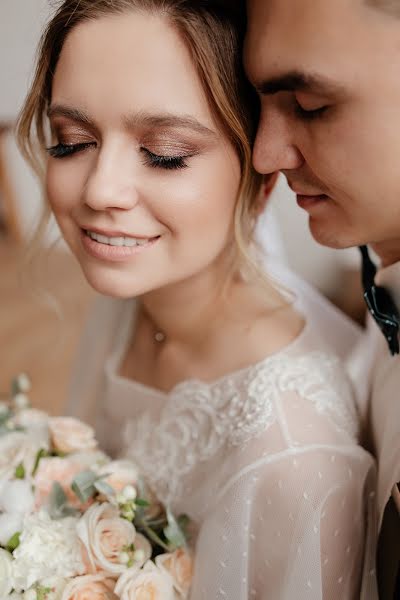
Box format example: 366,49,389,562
0,431,48,480
76,502,136,575
0,512,23,546
0,548,14,597
0,479,35,515
114,561,175,600
49,418,97,454
12,511,85,592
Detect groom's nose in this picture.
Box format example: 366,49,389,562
253,106,304,175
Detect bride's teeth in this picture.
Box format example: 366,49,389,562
97,234,109,244
87,231,150,247
123,238,137,247
109,237,124,247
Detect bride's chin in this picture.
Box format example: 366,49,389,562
80,269,144,299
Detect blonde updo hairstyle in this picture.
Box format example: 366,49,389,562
17,0,264,277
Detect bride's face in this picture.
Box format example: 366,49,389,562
47,11,241,298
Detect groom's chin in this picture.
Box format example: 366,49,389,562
308,217,359,250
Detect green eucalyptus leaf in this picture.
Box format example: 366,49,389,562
71,478,95,503
135,498,150,507
49,481,68,510
5,531,21,552
36,586,52,600
94,479,115,497
48,482,79,519
31,448,49,476
15,462,25,479
71,470,105,503
163,508,187,549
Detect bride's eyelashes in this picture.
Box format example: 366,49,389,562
46,141,96,158
46,142,195,170
140,148,193,170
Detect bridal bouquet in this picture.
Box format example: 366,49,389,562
0,375,193,600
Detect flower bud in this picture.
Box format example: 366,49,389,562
16,374,31,393
122,485,137,501
13,393,30,410
133,549,145,563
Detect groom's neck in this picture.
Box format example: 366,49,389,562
371,239,400,269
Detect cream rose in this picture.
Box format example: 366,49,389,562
156,549,193,597
95,460,139,494
61,573,117,600
49,418,97,454
0,548,14,597
76,503,136,575
114,561,175,600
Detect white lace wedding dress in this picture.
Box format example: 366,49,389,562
67,296,378,599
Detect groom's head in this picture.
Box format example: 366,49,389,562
244,0,400,255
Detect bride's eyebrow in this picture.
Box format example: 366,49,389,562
47,105,93,125
124,111,218,138
47,105,217,138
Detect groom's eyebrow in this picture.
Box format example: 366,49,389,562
255,71,346,96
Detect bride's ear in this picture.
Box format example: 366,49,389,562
254,173,279,215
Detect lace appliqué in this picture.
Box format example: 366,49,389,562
123,352,357,504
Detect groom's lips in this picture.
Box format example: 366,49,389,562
296,193,330,210
287,181,331,211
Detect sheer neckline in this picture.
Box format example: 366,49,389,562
106,299,311,399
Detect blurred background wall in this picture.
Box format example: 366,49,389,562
0,0,52,240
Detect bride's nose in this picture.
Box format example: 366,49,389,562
83,142,140,211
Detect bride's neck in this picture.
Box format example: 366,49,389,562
139,270,237,349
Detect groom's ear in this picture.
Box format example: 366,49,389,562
254,173,279,215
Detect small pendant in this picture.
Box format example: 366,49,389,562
154,331,166,343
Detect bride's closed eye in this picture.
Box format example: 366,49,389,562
140,147,194,170
46,141,96,158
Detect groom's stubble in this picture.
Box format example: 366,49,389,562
244,0,400,266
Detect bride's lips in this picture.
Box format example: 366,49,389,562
80,229,160,262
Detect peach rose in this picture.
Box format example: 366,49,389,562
114,561,175,600
76,502,136,575
156,549,193,597
49,418,97,454
34,457,89,510
61,573,117,600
